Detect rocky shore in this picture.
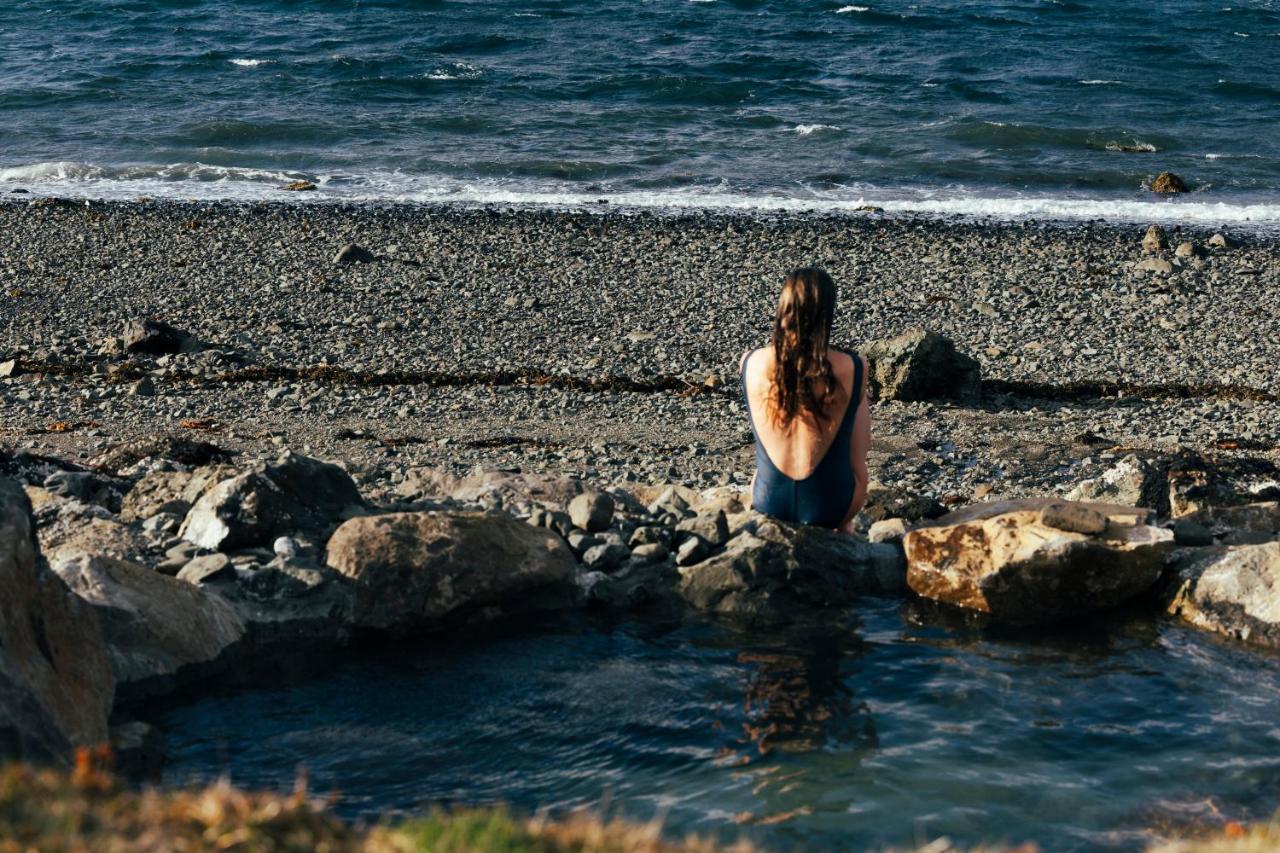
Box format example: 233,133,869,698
2,199,1280,839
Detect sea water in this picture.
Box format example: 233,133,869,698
2,0,1279,223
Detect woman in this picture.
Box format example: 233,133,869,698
739,267,870,532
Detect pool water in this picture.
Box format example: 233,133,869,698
160,600,1280,852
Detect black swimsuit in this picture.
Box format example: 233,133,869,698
740,349,863,529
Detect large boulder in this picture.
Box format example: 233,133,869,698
325,511,577,632
861,329,981,403
903,498,1173,625
179,453,365,551
677,515,906,625
1162,543,1280,647
121,464,235,522
1065,454,1168,516
0,479,114,763
51,554,245,701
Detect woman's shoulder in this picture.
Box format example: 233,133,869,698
739,346,771,373
830,347,869,374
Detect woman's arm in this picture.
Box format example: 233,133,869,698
848,355,872,516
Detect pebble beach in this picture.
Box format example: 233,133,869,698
3,199,1278,508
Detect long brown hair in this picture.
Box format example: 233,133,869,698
770,267,838,428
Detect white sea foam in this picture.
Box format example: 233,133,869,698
229,58,271,67
1105,141,1158,152
836,5,870,13
424,62,480,80
791,124,842,135
1079,79,1124,85
4,161,1279,228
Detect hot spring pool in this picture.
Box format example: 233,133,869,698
159,600,1280,851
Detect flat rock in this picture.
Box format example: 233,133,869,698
52,553,245,701
677,514,906,624
325,511,577,632
177,553,234,585
1162,542,1280,647
904,498,1172,625
0,479,114,763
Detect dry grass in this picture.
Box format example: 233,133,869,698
2,750,1274,852
0,750,754,853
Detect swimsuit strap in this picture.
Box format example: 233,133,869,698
841,350,863,432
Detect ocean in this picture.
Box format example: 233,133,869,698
2,0,1279,223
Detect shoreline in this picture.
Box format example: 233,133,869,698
5,191,1280,234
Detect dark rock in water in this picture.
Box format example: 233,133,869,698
0,479,115,764
568,491,614,532
179,452,365,551
324,511,576,632
333,243,376,265
1162,542,1280,647
677,514,905,625
578,559,677,610
904,498,1172,626
862,329,981,403
280,180,316,191
51,553,245,701
1149,171,1188,194
110,720,165,781
122,318,196,355
9,188,28,194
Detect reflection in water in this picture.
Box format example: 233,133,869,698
737,635,877,758
713,628,879,827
